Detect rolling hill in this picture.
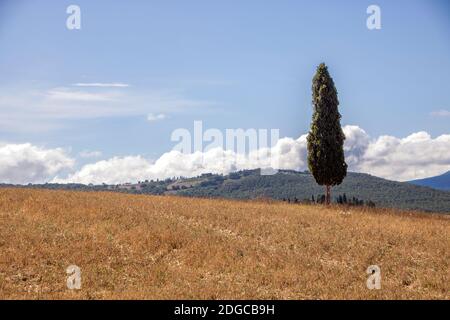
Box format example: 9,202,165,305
0,188,448,299
3,170,450,214
408,171,450,191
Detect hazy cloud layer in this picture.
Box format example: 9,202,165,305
0,86,216,132
73,83,130,88
430,109,450,117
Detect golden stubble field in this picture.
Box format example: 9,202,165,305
0,188,448,299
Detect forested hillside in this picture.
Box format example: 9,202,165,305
175,170,450,213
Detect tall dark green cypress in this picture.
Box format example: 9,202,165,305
307,63,347,204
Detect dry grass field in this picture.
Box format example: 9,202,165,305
0,188,448,300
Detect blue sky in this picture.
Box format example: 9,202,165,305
0,0,449,183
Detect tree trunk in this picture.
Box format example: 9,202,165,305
325,185,331,205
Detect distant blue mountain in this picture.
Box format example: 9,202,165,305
408,171,450,191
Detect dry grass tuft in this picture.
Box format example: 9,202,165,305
0,188,448,299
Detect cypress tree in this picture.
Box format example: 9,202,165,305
307,63,347,205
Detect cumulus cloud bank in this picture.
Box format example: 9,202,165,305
53,139,308,185
355,130,450,181
52,125,450,184
2,125,450,184
0,143,74,184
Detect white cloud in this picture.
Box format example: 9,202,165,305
355,131,450,181
0,143,74,184
73,83,130,88
51,139,309,185
342,125,370,167
430,109,450,117
53,156,152,184
147,113,167,122
3,126,450,185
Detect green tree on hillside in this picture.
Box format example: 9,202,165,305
307,63,347,204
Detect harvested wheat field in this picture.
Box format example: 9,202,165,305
0,188,449,300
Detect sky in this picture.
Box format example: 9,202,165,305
0,0,449,184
